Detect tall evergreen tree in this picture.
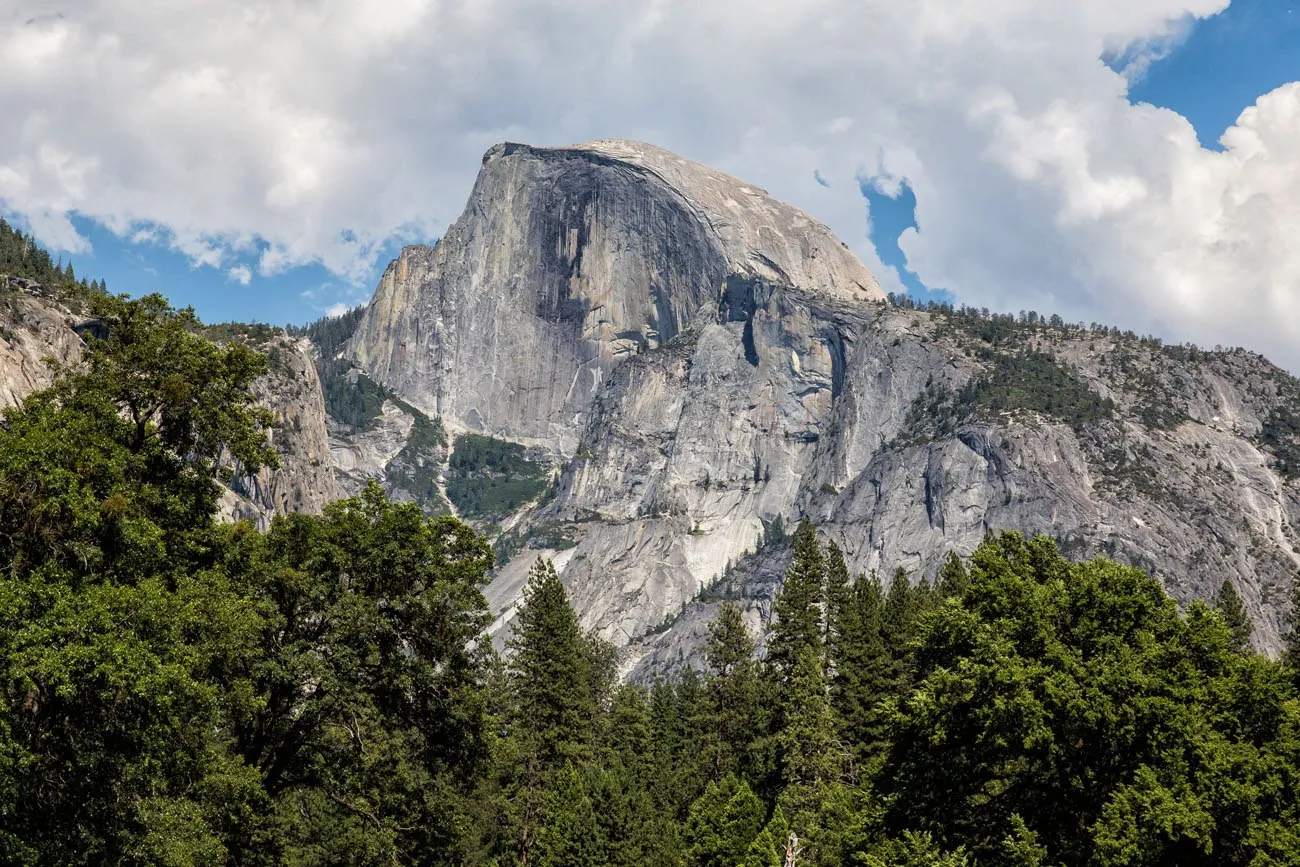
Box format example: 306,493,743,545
936,551,970,598
535,767,602,867
683,775,766,867
503,558,598,864
769,519,827,677
1214,578,1253,651
824,540,853,665
777,646,844,830
507,558,597,766
704,602,760,779
832,571,893,766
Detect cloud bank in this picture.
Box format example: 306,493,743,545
3,0,1300,366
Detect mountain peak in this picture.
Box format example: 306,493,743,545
483,139,884,303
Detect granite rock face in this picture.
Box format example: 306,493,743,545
225,335,340,526
349,140,881,455
0,289,87,403
349,140,1300,670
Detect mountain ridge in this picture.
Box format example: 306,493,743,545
3,144,1300,670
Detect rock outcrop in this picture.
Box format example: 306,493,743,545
0,283,338,526
348,140,1300,669
349,140,882,456
225,335,340,526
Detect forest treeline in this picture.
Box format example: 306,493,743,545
1,292,1300,865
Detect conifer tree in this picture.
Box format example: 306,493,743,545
937,551,970,598
1213,578,1253,651
832,571,893,765
825,540,853,664
507,558,596,766
742,806,790,867
704,602,760,779
683,775,766,867
769,519,827,677
882,567,920,688
503,558,598,864
535,767,602,867
778,646,843,828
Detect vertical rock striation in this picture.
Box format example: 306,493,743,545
348,140,881,455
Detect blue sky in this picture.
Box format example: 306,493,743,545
55,217,419,326
3,0,1299,367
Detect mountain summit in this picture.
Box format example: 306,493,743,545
335,141,1300,668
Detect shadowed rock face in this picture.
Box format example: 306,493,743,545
348,140,882,455
342,140,1300,671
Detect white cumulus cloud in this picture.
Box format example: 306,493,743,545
4,0,1300,367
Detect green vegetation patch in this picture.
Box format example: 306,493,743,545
1258,402,1300,479
445,433,549,520
321,366,389,429
384,411,452,516
494,519,579,566
897,351,1113,445
288,305,392,430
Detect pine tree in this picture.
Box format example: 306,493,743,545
683,775,766,867
769,519,827,677
937,552,970,598
832,572,893,765
825,540,852,664
704,602,759,779
503,558,599,864
1213,578,1253,651
507,558,597,766
742,806,789,867
882,567,920,687
777,646,844,830
535,766,602,867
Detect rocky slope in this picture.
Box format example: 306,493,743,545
0,280,337,526
345,140,1300,669
224,330,340,526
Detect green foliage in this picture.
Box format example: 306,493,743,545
1,295,1297,867
507,559,602,768
383,409,451,515
832,571,894,765
201,320,283,345
1214,578,1254,651
768,518,827,677
445,432,549,520
878,532,1300,866
0,218,108,304
290,306,392,430
0,298,498,864
703,603,760,780
899,351,1113,444
776,646,844,830
683,775,766,867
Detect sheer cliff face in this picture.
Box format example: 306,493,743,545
350,140,1300,666
348,141,881,454
224,336,340,526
